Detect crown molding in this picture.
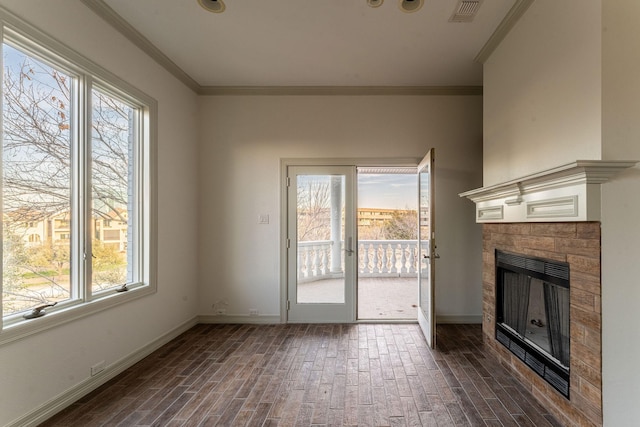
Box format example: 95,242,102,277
475,0,535,64
198,85,483,96
80,0,201,93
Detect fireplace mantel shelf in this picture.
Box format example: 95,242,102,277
459,160,638,223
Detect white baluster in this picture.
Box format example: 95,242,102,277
407,243,415,274
390,243,398,274
373,243,381,273
400,245,411,274
306,246,313,278
319,244,326,276
312,245,320,277
363,244,371,274
382,243,388,274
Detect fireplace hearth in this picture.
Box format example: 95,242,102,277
495,250,570,397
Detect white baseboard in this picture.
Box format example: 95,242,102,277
436,315,482,324
199,314,281,324
8,316,199,427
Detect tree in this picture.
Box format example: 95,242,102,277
383,210,418,240
1,226,63,312
2,44,72,218
296,177,332,241
3,45,131,222
26,241,70,278
358,222,386,240
92,239,126,289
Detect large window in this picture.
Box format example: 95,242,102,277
1,16,156,338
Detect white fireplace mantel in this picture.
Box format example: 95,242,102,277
459,160,638,223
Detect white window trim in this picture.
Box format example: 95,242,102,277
0,6,157,346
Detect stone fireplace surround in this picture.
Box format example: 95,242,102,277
483,222,601,426
460,161,638,427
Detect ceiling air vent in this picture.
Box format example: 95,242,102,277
449,0,483,23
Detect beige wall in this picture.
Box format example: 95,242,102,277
601,1,640,425
483,0,602,186
0,1,200,425
484,0,640,425
197,95,483,322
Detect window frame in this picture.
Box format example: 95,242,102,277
0,9,157,345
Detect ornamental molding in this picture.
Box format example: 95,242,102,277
459,160,638,223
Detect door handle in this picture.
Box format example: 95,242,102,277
345,237,354,256
423,254,441,259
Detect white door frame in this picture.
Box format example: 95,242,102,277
279,158,420,323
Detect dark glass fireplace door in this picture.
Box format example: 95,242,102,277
496,251,570,398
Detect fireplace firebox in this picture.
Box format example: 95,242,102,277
495,250,570,398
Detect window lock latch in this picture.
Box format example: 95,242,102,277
115,283,129,293
23,302,58,319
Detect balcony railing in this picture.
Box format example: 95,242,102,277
297,240,419,282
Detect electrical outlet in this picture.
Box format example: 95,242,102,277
91,360,105,376
216,308,226,315
249,309,259,316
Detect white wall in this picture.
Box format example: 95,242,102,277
485,0,640,425
601,1,640,425
0,1,200,425
198,95,483,321
483,0,602,186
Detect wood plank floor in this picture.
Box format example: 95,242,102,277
40,324,562,427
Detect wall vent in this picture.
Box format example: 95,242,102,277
449,0,482,23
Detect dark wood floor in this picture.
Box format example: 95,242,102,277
40,323,562,427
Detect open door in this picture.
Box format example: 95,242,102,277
418,149,436,348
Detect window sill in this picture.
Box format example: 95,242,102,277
0,284,156,347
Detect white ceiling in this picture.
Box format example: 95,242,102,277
99,0,518,88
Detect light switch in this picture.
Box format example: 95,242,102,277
258,214,269,224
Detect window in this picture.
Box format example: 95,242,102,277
0,12,156,340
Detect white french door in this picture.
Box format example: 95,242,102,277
286,166,357,322
418,149,437,348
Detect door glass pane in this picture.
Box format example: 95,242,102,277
2,44,73,315
91,89,135,292
419,164,431,319
296,174,345,303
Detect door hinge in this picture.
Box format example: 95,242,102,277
286,300,290,310
286,177,291,187
286,238,291,249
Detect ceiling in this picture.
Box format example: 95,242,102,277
91,0,526,92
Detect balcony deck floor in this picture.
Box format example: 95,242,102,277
297,277,418,320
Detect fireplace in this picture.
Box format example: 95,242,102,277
459,162,638,426
495,250,570,398
478,223,602,426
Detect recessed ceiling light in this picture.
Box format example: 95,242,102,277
198,0,225,14
399,0,424,13
367,0,384,7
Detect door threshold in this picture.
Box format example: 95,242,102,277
356,319,418,324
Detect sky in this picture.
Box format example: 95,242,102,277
358,173,417,210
